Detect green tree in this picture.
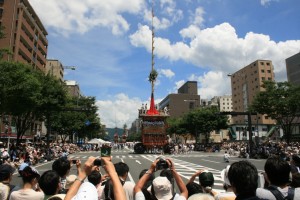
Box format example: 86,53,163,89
183,106,228,143
0,61,41,143
250,81,300,143
166,117,188,143
0,61,68,144
50,96,101,143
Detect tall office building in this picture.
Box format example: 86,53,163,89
159,81,200,118
286,52,300,86
230,60,276,139
0,0,48,72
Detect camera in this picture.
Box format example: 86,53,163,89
93,158,102,166
156,158,168,170
72,159,77,164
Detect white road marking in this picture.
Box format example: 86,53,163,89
201,159,221,164
136,160,141,164
121,158,135,183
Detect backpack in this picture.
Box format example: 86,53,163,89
267,186,295,200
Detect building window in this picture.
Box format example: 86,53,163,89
260,62,264,65
268,77,272,80
262,77,265,80
266,63,270,66
261,69,265,73
267,70,271,73
265,116,269,119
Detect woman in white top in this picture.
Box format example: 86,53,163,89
9,166,44,200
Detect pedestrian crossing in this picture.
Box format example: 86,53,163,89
71,153,214,159
69,154,227,192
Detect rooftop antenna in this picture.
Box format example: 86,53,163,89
147,0,159,115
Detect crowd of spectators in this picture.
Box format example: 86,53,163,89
222,141,300,160
1,140,300,199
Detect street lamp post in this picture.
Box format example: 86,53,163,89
64,66,76,70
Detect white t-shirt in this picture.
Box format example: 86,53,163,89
214,191,235,200
123,181,135,200
0,183,10,200
9,189,44,200
72,182,98,200
256,186,300,200
135,191,186,200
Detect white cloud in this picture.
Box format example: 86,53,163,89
159,69,175,78
130,22,300,82
192,7,205,26
191,71,230,99
174,80,185,91
96,93,164,128
180,25,201,39
96,93,142,128
142,0,183,30
29,0,145,36
260,0,279,6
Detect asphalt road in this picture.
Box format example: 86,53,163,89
11,148,267,192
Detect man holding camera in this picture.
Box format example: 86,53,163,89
134,157,188,200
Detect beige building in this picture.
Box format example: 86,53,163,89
65,80,81,98
46,59,64,84
0,0,48,72
159,81,200,118
230,60,276,140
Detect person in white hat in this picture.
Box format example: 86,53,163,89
214,165,235,200
134,158,188,200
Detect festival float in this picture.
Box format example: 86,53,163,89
133,1,170,154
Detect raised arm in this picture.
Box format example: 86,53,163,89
102,157,126,200
187,169,204,184
134,159,158,194
64,157,97,200
167,158,188,199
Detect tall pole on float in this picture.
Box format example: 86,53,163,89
147,0,159,115
151,0,155,95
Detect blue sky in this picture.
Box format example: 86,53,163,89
29,0,300,128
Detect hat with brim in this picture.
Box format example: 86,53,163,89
65,174,77,189
152,176,173,200
220,165,231,186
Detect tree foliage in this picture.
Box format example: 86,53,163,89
167,106,228,143
50,96,102,143
0,61,67,144
249,81,300,143
184,106,228,143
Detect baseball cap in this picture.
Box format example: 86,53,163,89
152,176,173,200
220,165,231,186
0,164,15,174
199,171,214,187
